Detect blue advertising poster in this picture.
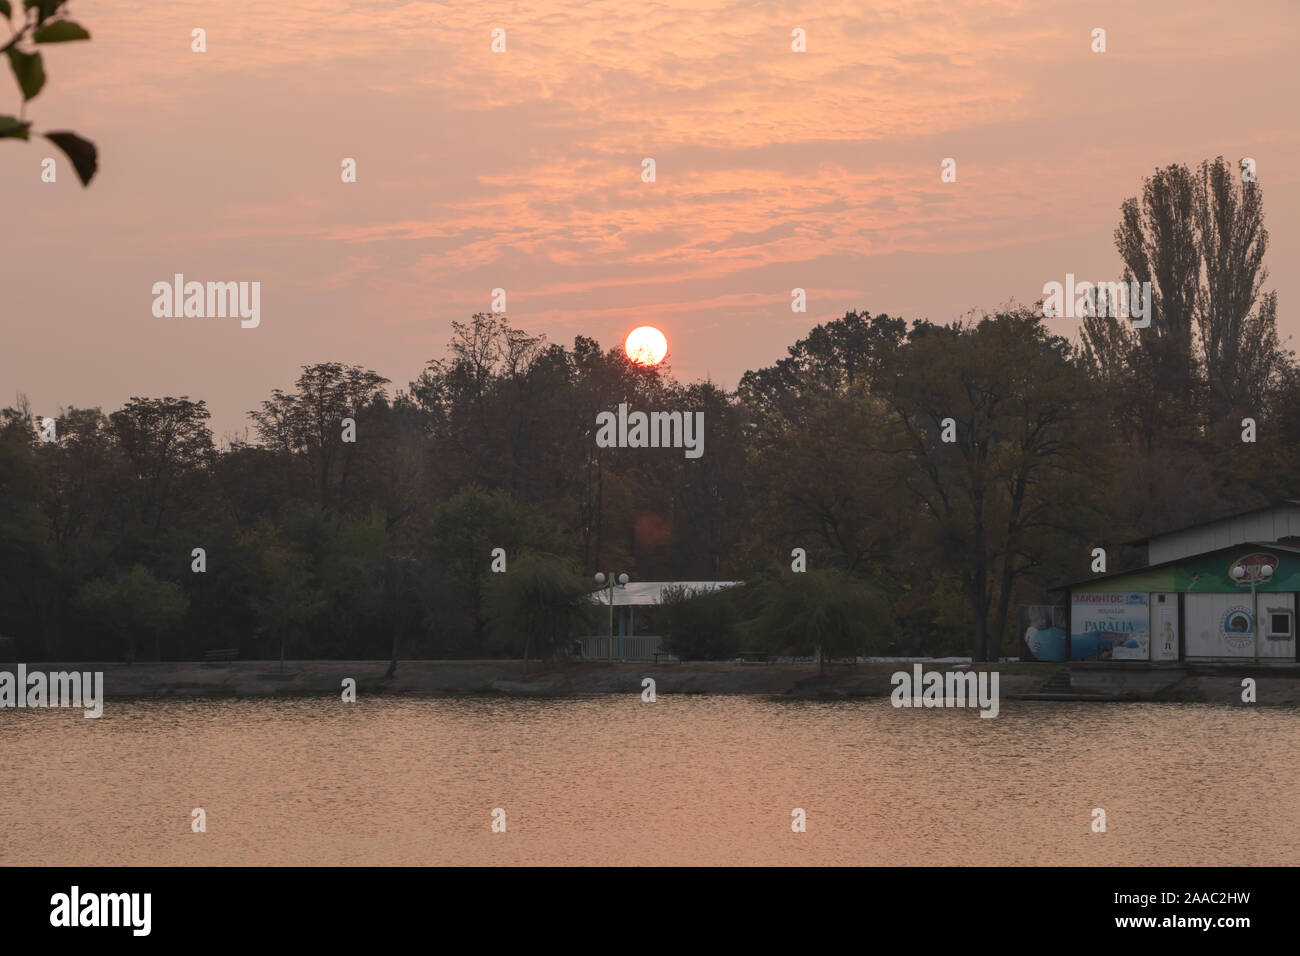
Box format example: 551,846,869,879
1070,592,1150,660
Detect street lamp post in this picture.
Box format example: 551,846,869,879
595,571,629,659
1234,562,1274,663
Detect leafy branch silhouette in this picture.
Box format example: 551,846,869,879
1,0,96,185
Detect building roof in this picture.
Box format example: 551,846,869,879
1123,499,1300,546
591,581,743,606
1050,541,1300,592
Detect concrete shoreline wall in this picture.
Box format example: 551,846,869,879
2,660,1298,705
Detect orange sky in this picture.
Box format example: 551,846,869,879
4,0,1298,439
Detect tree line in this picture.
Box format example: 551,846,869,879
0,157,1290,664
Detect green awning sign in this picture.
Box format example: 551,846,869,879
1177,551,1289,592
1074,549,1296,594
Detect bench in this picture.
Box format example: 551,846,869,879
202,648,239,662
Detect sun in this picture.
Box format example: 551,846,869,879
625,326,668,366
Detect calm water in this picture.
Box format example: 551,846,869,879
1,696,1296,866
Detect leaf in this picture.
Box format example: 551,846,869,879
44,130,96,185
23,0,60,24
34,19,89,42
7,48,44,100
0,114,30,139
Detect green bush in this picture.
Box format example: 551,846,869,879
486,552,595,669
660,584,740,660
753,569,889,673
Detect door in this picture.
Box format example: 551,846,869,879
1152,597,1179,661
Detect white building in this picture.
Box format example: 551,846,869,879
1045,502,1300,663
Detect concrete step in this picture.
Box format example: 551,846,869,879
1068,668,1188,697
1038,669,1073,693
1033,665,1189,698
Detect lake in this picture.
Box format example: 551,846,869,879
2,696,1296,865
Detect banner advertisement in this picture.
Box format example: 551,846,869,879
1070,592,1149,660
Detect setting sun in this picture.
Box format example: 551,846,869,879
625,326,668,366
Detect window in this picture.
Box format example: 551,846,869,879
1266,610,1293,639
